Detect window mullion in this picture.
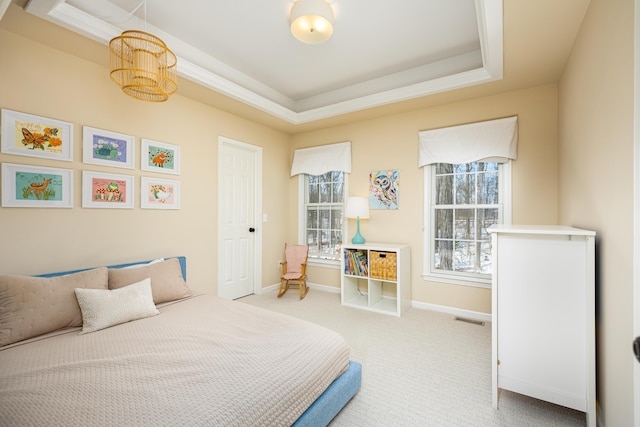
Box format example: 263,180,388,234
302,171,345,262
426,161,504,285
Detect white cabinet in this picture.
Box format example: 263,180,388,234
341,243,410,316
489,225,595,426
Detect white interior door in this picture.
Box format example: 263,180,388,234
218,137,262,299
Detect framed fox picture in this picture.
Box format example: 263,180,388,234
141,139,180,175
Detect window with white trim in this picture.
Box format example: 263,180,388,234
423,161,511,287
299,171,346,263
418,116,517,287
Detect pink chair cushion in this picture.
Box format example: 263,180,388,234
284,245,308,275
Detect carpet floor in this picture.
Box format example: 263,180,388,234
239,288,587,427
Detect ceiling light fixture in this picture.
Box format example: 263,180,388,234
109,1,177,102
290,0,334,44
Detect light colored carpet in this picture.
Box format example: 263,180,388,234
239,288,586,427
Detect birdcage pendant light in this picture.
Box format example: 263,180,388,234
109,2,177,102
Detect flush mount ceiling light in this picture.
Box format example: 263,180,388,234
290,0,334,44
109,1,177,102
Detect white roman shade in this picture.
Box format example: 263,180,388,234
418,116,518,167
290,141,351,176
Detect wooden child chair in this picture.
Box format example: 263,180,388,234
277,244,309,299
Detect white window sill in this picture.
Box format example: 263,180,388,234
421,272,491,289
308,258,341,269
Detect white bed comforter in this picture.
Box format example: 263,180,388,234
0,294,350,427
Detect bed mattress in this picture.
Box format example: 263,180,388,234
0,294,350,426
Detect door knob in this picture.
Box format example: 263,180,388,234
249,227,255,232
634,336,640,363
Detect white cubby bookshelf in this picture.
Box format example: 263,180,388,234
341,243,410,316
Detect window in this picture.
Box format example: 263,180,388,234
423,161,511,287
418,116,517,286
300,171,346,263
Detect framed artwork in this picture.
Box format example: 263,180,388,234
1,109,73,161
141,138,180,175
82,171,134,209
141,176,180,209
369,169,399,209
1,162,73,208
82,126,134,169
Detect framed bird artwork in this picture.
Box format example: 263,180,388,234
141,176,180,210
369,169,399,210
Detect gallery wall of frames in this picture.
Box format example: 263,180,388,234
0,108,181,210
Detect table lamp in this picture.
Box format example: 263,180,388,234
346,196,370,244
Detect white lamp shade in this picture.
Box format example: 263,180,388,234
345,197,370,219
290,0,334,44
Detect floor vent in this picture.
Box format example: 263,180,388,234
454,316,485,326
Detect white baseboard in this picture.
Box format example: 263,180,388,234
308,282,341,293
259,283,279,293
259,283,490,322
411,301,491,323
259,282,340,294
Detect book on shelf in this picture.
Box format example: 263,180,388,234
344,249,368,276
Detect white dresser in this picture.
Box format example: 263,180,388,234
489,225,595,426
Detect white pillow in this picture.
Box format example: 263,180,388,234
122,258,165,269
74,278,159,334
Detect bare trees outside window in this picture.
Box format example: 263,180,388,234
305,171,344,261
433,162,500,277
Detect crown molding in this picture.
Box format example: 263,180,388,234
24,0,503,125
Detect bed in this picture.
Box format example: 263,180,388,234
0,256,361,426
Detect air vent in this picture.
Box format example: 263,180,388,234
454,316,485,326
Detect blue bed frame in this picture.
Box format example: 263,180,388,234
36,256,189,281
36,256,361,426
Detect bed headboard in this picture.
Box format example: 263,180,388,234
36,256,187,281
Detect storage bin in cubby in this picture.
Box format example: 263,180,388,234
370,251,397,280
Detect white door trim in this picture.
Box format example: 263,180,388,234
217,136,263,297
633,0,640,424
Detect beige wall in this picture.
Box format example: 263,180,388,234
559,0,635,424
290,84,559,314
0,30,291,294
2,1,636,423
